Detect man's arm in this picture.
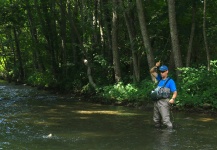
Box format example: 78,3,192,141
150,66,158,78
169,91,177,104
150,61,161,78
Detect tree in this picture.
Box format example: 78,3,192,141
186,0,196,67
59,0,67,75
136,0,155,70
167,0,183,75
25,0,45,72
119,0,140,82
202,0,210,70
13,26,24,81
36,0,59,78
112,0,122,82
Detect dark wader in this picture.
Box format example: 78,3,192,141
153,98,172,128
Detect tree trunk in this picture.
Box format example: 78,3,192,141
119,0,140,82
79,0,98,89
203,0,210,70
83,59,97,89
59,0,67,74
26,0,45,72
50,0,59,76
67,1,81,65
167,0,183,75
13,27,24,82
186,0,196,67
112,0,121,82
38,0,58,77
136,0,155,69
101,0,114,83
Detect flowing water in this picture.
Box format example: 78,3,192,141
0,81,217,150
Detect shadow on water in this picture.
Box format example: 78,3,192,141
0,81,217,150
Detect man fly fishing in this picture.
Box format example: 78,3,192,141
150,61,177,129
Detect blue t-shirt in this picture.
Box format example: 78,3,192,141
156,75,177,93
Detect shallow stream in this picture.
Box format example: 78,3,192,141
0,81,217,150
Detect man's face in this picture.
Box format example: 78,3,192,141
160,70,168,78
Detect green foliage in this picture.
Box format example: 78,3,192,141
27,71,57,88
100,80,155,103
177,60,217,108
0,0,217,113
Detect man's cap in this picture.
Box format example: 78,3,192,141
159,65,168,71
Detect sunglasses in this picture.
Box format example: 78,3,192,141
160,71,167,73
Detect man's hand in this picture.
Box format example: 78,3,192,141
169,98,175,104
156,61,161,67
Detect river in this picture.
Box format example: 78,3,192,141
0,81,217,150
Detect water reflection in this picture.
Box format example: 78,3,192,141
152,129,175,150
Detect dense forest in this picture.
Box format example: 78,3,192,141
0,0,217,109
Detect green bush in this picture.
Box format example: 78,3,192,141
27,71,56,88
100,79,155,103
177,60,217,108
